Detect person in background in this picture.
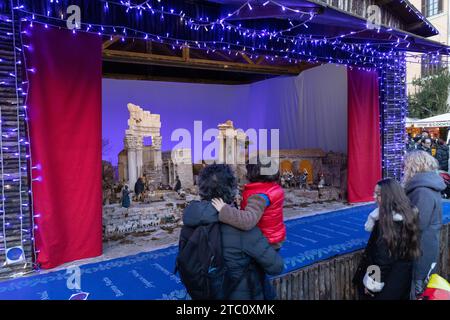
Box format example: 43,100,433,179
435,139,449,172
353,178,421,300
406,133,416,152
417,137,432,155
121,185,131,208
174,175,182,193
211,156,286,251
182,164,284,299
421,131,430,140
134,176,145,201
300,168,309,189
403,150,446,298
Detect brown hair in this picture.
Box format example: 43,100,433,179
377,178,421,260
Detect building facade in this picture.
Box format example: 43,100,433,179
407,0,450,96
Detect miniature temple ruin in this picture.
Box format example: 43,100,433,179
218,120,247,165
162,148,194,188
119,103,163,188
118,103,194,189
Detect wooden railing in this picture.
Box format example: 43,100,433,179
272,223,450,300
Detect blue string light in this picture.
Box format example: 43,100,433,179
3,0,445,272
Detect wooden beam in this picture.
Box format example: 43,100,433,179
255,56,265,65
182,46,190,61
103,49,302,75
377,0,395,5
214,50,234,62
240,52,254,65
145,41,152,54
155,43,178,57
406,21,426,32
102,36,121,50
103,73,255,85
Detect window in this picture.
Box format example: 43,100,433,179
421,55,443,77
422,0,443,17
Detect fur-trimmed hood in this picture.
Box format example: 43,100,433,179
364,208,404,232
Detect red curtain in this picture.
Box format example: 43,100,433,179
24,25,102,269
347,68,382,203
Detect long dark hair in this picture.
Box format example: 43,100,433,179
377,178,421,260
198,164,237,204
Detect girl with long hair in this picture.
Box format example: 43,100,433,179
354,178,421,300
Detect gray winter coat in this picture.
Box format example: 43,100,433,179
183,200,285,300
405,172,445,282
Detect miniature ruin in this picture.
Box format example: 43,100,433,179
102,106,348,240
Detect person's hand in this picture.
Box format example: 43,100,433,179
364,287,375,298
211,198,226,212
235,194,242,207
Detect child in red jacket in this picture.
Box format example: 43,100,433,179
212,157,286,249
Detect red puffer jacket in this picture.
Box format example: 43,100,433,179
241,182,286,244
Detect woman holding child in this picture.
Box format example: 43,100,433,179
181,162,285,300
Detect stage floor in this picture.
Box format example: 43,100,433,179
0,203,448,300
50,200,354,273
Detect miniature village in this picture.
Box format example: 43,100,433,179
101,103,348,251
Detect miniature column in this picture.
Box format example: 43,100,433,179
136,137,144,178
218,128,226,164
124,135,138,189
152,135,163,182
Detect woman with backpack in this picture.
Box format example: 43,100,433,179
353,178,421,300
177,164,284,300
211,156,285,250
403,150,446,298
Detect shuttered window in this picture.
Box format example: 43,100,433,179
422,0,444,17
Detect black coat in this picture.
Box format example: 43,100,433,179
183,200,284,300
353,222,413,300
435,145,449,171
174,179,181,192
134,178,145,194
405,172,445,282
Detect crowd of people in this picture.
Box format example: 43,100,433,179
176,150,446,300
406,131,449,171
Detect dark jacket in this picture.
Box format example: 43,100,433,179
405,172,445,282
183,200,284,300
174,179,181,192
121,188,131,208
354,221,413,300
435,144,449,171
134,178,145,194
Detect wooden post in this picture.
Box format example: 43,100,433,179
182,46,190,62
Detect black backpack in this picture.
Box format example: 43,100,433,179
175,222,228,300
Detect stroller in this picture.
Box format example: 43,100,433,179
418,263,450,300
439,171,450,198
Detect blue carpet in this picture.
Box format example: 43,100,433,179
0,202,449,300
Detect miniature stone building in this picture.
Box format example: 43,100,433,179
118,103,163,188
217,120,247,165
162,148,194,188
103,199,182,239
279,149,326,184
217,120,248,183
